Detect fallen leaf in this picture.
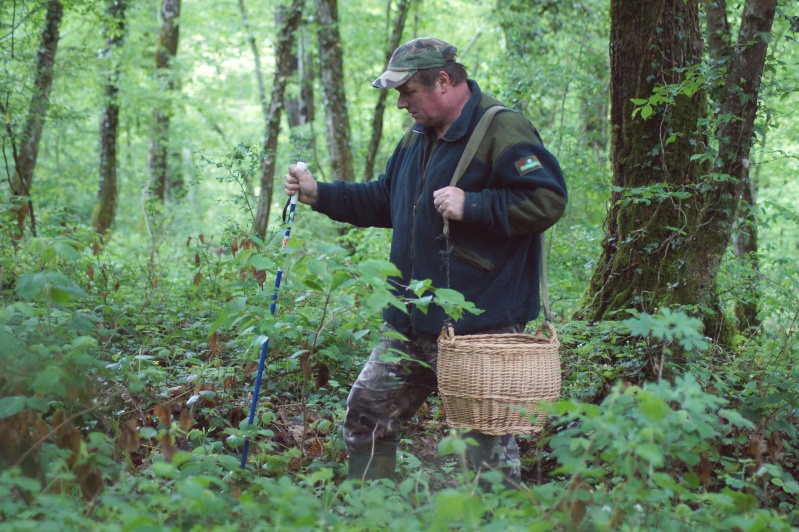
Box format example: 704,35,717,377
119,418,140,453
750,434,767,467
179,409,193,432
160,433,177,462
153,404,172,427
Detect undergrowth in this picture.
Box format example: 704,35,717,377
1,206,798,530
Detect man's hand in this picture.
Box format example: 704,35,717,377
285,163,319,206
433,186,465,220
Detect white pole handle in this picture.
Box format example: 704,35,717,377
292,161,307,205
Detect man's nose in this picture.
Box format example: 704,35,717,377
397,96,407,109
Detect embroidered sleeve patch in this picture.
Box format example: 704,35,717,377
515,156,542,175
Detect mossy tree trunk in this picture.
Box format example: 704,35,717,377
5,0,63,238
147,0,181,203
315,0,354,182
575,0,775,343
252,0,304,240
94,0,127,235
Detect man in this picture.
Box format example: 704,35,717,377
285,37,567,487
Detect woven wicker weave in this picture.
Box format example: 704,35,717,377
436,323,561,435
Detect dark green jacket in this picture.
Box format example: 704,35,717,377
314,80,567,338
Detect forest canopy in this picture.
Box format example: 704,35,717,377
1,0,799,529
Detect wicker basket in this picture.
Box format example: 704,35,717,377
436,323,561,435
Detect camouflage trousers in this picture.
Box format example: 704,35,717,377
343,323,523,482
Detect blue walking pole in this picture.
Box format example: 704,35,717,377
240,161,305,469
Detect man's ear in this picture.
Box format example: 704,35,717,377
436,70,452,92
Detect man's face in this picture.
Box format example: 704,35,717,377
395,78,441,129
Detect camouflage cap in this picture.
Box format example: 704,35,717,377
371,37,458,89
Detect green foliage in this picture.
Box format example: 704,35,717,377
1,0,799,528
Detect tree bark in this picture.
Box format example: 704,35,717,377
285,25,315,128
147,0,181,203
94,0,128,235
733,172,760,332
576,0,775,344
707,0,775,333
704,0,761,333
315,0,354,182
704,0,732,68
364,0,411,182
7,0,63,237
252,0,305,240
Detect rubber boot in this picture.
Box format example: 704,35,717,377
347,451,397,484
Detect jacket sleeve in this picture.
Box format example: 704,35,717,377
313,174,393,229
459,113,567,238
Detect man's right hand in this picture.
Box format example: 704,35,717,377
285,163,319,206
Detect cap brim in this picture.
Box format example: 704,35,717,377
371,69,415,89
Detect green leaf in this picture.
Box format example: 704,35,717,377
640,104,653,119
328,271,349,292
0,396,27,419
16,271,86,304
634,442,665,467
54,240,81,261
638,391,670,423
301,277,324,291
718,409,754,429
33,366,67,398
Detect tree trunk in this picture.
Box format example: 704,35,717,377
576,0,775,344
285,26,315,128
315,0,354,182
733,172,760,332
364,0,411,182
707,0,775,333
252,0,305,240
147,0,181,203
704,0,761,333
94,0,128,235
7,0,63,237
704,0,732,68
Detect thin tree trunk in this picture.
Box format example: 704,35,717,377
238,0,269,127
704,0,775,332
7,0,63,237
315,0,354,182
236,0,266,198
147,0,181,203
94,0,128,235
704,0,732,68
364,0,411,182
252,0,305,240
285,25,315,128
704,0,761,333
733,171,760,332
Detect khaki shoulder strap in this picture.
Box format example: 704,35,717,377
449,105,508,188
444,104,555,324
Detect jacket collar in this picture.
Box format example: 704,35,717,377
411,79,481,142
